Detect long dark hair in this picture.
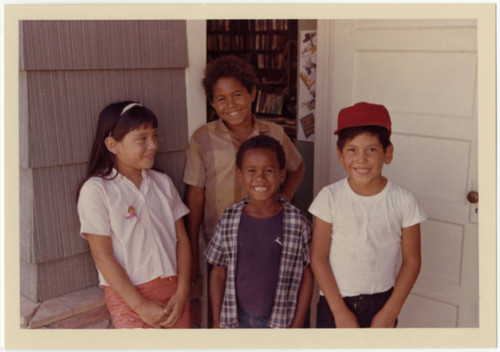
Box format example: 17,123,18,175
76,101,158,200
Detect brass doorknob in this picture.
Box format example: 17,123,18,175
467,191,479,204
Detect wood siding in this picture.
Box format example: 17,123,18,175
20,20,189,301
20,20,188,70
21,69,188,168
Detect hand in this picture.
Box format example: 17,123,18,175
334,309,360,328
135,299,168,328
159,290,189,328
370,307,397,328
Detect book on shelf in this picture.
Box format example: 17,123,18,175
256,52,285,70
257,116,297,130
208,20,289,33
250,20,289,32
209,34,287,54
255,89,284,116
254,33,287,51
208,20,230,32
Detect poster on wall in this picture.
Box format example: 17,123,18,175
297,30,317,141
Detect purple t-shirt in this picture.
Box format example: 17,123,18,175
235,208,284,317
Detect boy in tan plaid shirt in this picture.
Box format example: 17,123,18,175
183,56,304,283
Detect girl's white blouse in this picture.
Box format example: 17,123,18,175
77,169,189,286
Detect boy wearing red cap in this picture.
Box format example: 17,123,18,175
309,102,426,328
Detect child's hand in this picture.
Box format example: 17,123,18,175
159,290,189,328
370,307,397,328
334,309,360,328
135,300,168,328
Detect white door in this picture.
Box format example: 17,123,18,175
314,19,478,327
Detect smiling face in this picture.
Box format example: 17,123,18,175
107,124,158,180
210,76,256,131
337,132,393,196
237,148,286,203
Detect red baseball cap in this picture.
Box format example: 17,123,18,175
334,102,391,135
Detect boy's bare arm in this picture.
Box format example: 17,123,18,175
290,265,314,328
209,266,227,328
370,223,421,328
281,161,305,201
185,185,205,283
310,217,360,328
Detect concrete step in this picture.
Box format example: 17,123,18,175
21,286,113,329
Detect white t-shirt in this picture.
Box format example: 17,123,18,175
77,169,189,286
309,178,426,297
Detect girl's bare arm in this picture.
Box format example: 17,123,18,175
86,234,166,328
161,218,192,327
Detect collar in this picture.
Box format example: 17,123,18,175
213,115,272,135
110,168,149,187
238,195,288,209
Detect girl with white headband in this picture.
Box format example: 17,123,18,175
77,101,191,328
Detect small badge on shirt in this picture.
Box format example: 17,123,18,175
125,205,139,221
274,236,283,247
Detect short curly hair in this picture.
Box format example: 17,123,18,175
202,55,256,102
236,135,286,171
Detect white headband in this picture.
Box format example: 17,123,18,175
120,102,142,116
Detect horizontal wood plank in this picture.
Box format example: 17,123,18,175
20,20,188,70
23,69,188,168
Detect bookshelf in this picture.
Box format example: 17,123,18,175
207,20,298,140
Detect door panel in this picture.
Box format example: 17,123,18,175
401,294,459,327
353,52,477,117
315,19,478,327
420,220,464,285
387,134,470,202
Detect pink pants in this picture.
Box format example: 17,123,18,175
104,276,189,329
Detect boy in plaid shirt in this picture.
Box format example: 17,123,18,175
204,135,312,328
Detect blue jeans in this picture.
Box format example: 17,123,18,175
316,287,397,328
237,308,270,328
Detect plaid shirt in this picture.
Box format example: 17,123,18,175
204,196,311,328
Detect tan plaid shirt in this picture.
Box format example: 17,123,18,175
183,117,303,240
